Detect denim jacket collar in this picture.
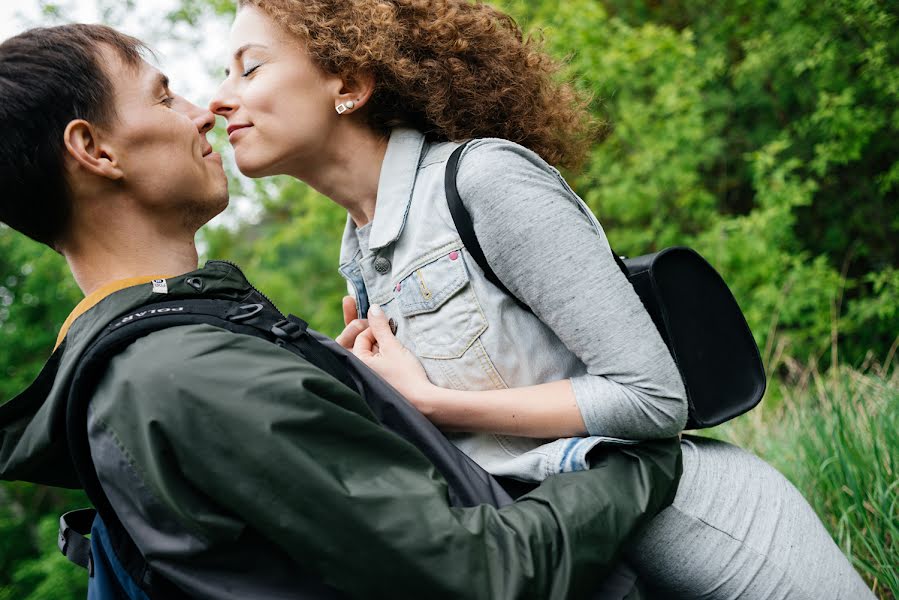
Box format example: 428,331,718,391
339,128,427,265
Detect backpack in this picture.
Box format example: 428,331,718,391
57,291,513,599
444,143,766,429
55,289,655,599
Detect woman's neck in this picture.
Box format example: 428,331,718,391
285,125,389,228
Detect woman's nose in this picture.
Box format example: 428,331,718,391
208,83,236,118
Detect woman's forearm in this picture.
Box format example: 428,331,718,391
418,379,588,438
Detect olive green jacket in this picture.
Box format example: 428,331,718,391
0,262,681,599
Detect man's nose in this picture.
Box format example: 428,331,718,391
173,96,216,134
193,106,215,135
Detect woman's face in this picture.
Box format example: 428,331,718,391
209,5,344,178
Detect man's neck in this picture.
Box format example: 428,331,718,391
62,210,200,296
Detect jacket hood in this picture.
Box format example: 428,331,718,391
0,261,256,487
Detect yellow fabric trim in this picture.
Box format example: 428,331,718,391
55,275,170,350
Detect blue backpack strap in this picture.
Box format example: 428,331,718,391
87,513,152,600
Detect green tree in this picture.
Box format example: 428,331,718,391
2,0,897,597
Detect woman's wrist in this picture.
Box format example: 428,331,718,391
410,383,455,424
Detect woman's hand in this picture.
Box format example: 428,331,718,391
352,304,436,414
335,296,368,350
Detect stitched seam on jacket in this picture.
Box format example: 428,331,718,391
91,414,214,544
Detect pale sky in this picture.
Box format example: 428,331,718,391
0,0,259,227
0,0,231,104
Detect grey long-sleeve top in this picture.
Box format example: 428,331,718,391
455,139,688,439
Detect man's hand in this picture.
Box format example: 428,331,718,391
352,304,436,414
335,296,368,350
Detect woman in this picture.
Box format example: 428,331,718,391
209,1,874,597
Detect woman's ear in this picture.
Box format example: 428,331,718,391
63,119,124,181
335,71,376,114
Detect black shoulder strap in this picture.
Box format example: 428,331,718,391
58,508,95,573
61,297,358,597
65,297,360,514
444,143,532,313
444,143,633,311
61,294,513,577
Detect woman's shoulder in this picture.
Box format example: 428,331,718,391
427,137,564,201
424,136,556,170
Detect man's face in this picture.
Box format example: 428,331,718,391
101,52,229,230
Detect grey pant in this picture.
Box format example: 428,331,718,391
625,437,875,599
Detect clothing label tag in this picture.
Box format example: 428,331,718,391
152,279,169,294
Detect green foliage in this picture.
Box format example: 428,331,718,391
1,0,896,598
202,177,349,338
500,0,899,370
0,227,81,401
0,483,87,600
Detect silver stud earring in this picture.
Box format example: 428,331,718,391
336,100,356,115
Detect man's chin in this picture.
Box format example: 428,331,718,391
209,191,230,220
183,191,230,233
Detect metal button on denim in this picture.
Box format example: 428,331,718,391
388,318,398,335
374,257,391,274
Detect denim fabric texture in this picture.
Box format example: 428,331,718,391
338,128,686,481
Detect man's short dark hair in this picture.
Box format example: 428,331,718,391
0,24,148,248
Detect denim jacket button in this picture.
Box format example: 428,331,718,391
374,257,391,274
388,318,398,335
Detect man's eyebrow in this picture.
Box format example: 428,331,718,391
225,43,268,76
155,72,170,92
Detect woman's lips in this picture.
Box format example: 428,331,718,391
227,124,252,142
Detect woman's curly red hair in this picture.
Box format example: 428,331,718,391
239,0,595,170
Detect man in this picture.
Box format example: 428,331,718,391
0,24,680,599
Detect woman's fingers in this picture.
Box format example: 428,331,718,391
366,304,398,348
342,295,358,326
335,318,368,349
353,326,378,358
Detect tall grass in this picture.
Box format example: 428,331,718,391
710,350,898,599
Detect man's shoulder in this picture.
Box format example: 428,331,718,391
103,322,302,382
89,323,339,433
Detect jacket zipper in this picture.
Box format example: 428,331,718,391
205,260,287,320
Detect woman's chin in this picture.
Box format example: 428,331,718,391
234,156,275,179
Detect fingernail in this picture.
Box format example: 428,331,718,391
369,303,383,316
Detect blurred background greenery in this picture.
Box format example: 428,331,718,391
1,0,896,597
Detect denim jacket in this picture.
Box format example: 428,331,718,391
339,129,686,482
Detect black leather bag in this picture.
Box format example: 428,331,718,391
445,144,766,429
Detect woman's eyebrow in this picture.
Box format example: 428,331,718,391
235,43,267,61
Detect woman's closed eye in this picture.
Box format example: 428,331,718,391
161,96,176,107
242,63,263,77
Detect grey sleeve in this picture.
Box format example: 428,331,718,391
455,139,688,439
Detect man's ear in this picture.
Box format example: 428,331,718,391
335,71,376,112
63,119,124,181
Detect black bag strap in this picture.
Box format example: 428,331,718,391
61,298,364,597
445,143,631,313
445,143,531,313
63,294,513,568
59,508,96,574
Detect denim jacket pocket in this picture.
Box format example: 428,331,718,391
397,250,487,359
